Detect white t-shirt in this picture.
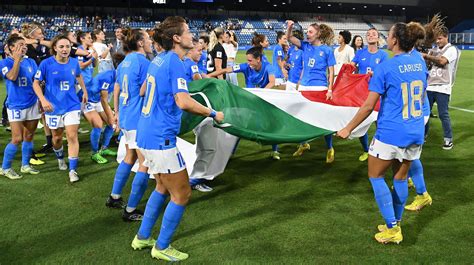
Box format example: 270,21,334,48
93,42,112,61
222,43,238,59
427,44,460,95
334,45,355,76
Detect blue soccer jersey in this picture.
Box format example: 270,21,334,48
198,50,207,74
77,45,95,89
287,46,303,84
352,48,388,74
0,57,38,109
137,51,189,150
232,60,275,88
35,57,81,115
369,53,428,147
299,41,336,87
272,44,285,78
183,57,201,83
116,52,150,131
89,70,115,103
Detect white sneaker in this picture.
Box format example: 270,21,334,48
192,183,213,192
58,159,68,170
37,121,44,129
442,140,453,150
1,168,23,180
69,170,79,183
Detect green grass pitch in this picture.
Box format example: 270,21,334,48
0,50,473,264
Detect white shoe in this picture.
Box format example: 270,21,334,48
37,121,44,129
58,159,68,170
192,183,213,192
69,170,79,183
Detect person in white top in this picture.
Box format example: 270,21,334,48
334,30,355,76
222,31,239,85
422,26,461,150
92,29,114,73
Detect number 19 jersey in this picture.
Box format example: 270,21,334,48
369,53,428,147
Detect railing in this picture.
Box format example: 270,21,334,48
449,33,474,44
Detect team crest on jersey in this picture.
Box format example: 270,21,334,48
28,66,32,73
177,78,188,91
319,51,324,56
375,58,380,64
191,65,199,73
2,67,8,76
72,70,75,76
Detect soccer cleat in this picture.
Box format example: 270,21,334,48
377,222,401,232
405,192,432,211
106,196,126,209
293,143,310,156
58,159,68,170
407,178,415,189
122,208,144,222
78,128,90,134
151,245,189,262
91,152,108,164
37,121,44,129
37,143,53,154
374,226,403,244
29,157,45,165
326,148,335,163
20,165,40,175
1,168,23,180
131,235,156,250
358,152,369,162
443,140,453,150
271,151,281,160
34,152,46,158
99,148,117,156
192,183,213,192
69,170,79,183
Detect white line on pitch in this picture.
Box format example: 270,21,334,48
449,106,474,113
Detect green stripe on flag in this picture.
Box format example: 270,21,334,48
180,78,334,145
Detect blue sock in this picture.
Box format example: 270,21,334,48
90,127,101,153
272,144,279,152
111,161,133,196
138,190,168,239
53,146,64,159
101,125,115,149
21,141,34,166
69,157,79,171
369,178,397,228
324,135,333,149
409,159,427,195
392,179,408,222
127,171,149,209
359,133,369,152
157,201,186,250
2,143,18,169
189,178,203,186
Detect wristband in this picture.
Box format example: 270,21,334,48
209,109,217,118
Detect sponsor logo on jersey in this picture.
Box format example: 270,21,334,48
375,58,380,64
216,51,222,58
177,78,188,91
2,67,8,75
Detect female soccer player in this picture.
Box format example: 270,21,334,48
207,27,227,80
251,32,270,63
272,31,288,86
92,29,114,73
222,31,238,85
334,30,355,76
0,34,41,179
285,30,304,91
286,20,336,163
33,34,89,183
130,16,224,261
198,35,209,75
350,28,389,162
183,38,203,82
337,22,427,244
106,28,152,223
350,35,364,52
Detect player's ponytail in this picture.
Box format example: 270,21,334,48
122,27,145,52
208,27,224,52
392,22,426,52
76,30,88,45
319,23,334,45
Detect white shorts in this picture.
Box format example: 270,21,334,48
45,110,81,129
298,85,327,91
140,147,186,174
82,102,104,114
7,101,41,122
275,78,286,86
286,81,298,91
121,129,138,149
368,138,422,162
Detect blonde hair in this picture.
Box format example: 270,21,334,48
208,27,225,52
21,22,44,39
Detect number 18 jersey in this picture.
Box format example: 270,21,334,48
369,53,428,147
